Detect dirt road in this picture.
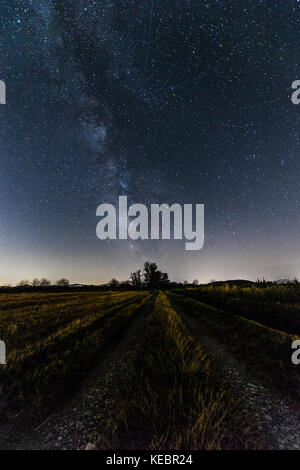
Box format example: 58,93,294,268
172,298,300,450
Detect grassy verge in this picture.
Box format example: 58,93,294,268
0,291,151,422
169,292,300,400
175,286,300,334
108,292,254,450
0,291,136,348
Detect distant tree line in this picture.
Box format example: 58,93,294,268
3,268,300,293
18,278,70,287
13,263,290,292
5,262,182,292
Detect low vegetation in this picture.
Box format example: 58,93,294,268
0,291,151,422
0,279,298,449
169,291,300,400
177,284,300,334
109,292,253,450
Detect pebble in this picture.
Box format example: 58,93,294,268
85,442,96,450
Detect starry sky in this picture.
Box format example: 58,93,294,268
1,0,300,285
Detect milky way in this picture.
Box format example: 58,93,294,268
1,0,300,284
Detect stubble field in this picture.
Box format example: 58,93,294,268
0,286,299,450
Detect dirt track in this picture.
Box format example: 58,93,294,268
1,293,299,450
175,305,300,450
0,298,153,450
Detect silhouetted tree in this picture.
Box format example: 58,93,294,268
40,278,51,286
32,278,40,287
56,278,69,286
159,271,170,289
18,280,30,287
143,262,169,289
130,269,143,288
119,280,131,289
109,278,119,287
192,279,199,285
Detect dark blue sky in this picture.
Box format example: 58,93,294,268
1,0,300,284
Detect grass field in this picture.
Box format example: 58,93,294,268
176,284,300,334
0,287,299,449
0,291,151,421
168,290,300,401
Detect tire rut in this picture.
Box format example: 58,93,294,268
172,299,300,450
0,295,154,450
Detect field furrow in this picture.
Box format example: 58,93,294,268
167,291,300,450
0,291,151,424
0,288,299,451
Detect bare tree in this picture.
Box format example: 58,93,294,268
143,262,169,289
18,280,30,287
56,278,69,286
119,280,131,288
130,269,143,288
40,278,51,287
32,278,40,287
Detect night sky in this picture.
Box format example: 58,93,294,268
1,0,300,284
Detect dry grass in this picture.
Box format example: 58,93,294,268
110,292,230,450
169,291,300,400
177,284,300,334
0,291,150,421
